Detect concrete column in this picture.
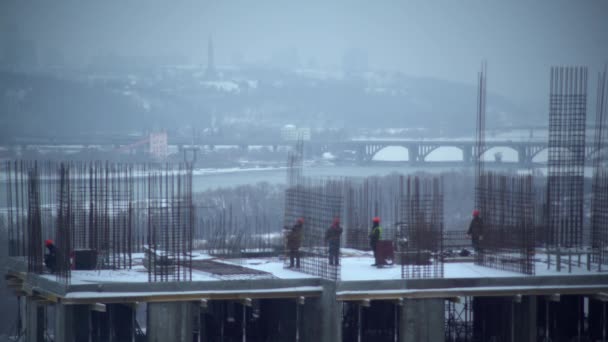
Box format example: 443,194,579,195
147,301,196,342
25,297,44,342
301,281,341,342
513,296,537,342
400,298,444,342
54,304,90,342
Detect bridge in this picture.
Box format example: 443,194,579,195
2,135,606,166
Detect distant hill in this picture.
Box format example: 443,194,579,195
0,68,538,140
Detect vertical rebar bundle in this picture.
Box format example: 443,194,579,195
287,139,304,187
591,65,608,269
474,62,487,211
193,184,284,258
476,172,536,275
398,175,444,279
546,66,588,248
3,160,194,283
26,162,42,274
343,175,401,250
146,164,194,282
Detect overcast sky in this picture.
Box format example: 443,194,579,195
2,0,607,112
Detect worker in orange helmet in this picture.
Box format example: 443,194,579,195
325,217,343,266
467,210,483,253
44,239,57,273
286,218,304,268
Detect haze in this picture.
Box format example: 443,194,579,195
1,0,607,116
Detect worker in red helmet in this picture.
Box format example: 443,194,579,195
325,217,343,266
467,210,483,253
369,217,382,266
44,239,57,273
285,218,304,268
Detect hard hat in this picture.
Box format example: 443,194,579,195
333,217,340,224
297,217,304,224
372,217,380,223
45,239,54,247
472,210,480,217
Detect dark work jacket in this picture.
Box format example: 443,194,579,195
44,244,57,272
467,217,483,243
286,223,303,250
325,224,343,250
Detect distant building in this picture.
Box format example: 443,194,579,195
204,36,219,80
281,124,310,141
149,132,168,159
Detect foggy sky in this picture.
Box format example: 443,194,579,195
2,0,607,113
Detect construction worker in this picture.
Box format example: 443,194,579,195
44,239,57,273
286,218,304,268
369,217,382,266
325,217,343,266
467,210,483,253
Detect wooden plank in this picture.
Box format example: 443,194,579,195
61,289,323,305
336,286,608,301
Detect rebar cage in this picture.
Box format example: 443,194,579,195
398,175,445,279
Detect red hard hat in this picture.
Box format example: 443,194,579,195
372,217,380,223
472,210,480,217
333,217,340,224
45,239,53,247
297,217,304,224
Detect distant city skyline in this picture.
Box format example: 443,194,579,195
1,0,607,114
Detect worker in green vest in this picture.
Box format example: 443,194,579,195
369,217,382,266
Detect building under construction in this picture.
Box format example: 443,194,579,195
2,65,608,342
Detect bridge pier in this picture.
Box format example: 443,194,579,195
408,146,420,164
462,145,473,165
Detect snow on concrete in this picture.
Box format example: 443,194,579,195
218,258,313,279
39,252,605,286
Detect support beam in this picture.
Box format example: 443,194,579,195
25,297,44,342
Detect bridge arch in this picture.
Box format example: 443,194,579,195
370,146,409,161
424,146,463,162
587,146,608,163
480,146,519,162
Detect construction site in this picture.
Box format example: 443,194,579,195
2,65,608,342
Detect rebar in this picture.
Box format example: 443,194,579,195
398,175,445,279
476,171,536,274
591,65,608,270
283,177,343,280
546,66,588,248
